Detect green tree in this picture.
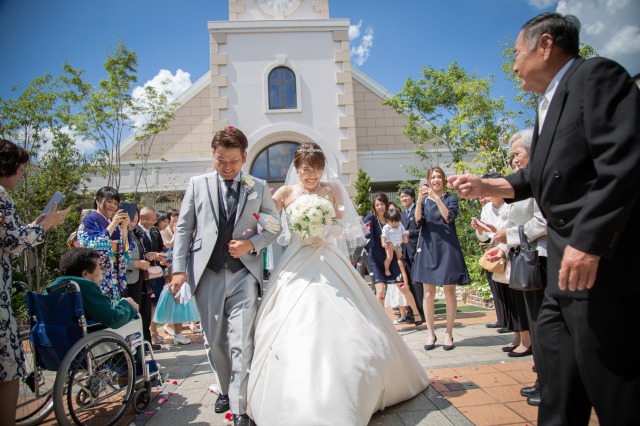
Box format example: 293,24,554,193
382,62,517,174
71,39,139,190
353,168,372,217
1,75,95,292
501,39,599,126
130,80,179,199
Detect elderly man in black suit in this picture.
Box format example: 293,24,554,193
448,12,640,426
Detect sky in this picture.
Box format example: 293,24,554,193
1,0,639,149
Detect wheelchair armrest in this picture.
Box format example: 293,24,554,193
11,281,30,295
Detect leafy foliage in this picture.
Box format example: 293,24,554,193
382,62,517,170
353,168,372,217
1,75,95,292
1,38,176,291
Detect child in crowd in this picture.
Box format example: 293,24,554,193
381,209,409,282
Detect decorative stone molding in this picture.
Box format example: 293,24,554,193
210,31,230,133
334,26,358,195
229,0,245,21
313,0,329,19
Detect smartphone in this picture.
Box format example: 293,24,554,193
472,217,492,232
42,191,65,214
420,178,429,187
120,202,137,222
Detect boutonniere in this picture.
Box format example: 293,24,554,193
240,175,255,190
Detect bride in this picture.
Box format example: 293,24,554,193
247,142,429,425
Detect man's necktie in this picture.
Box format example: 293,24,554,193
224,179,237,216
537,96,550,134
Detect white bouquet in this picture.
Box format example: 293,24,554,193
287,194,336,239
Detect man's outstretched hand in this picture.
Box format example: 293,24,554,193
447,174,484,199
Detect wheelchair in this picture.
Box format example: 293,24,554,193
12,280,162,426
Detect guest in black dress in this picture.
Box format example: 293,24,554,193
413,167,470,351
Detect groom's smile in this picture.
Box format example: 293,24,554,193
214,146,247,180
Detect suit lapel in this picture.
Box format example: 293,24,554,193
530,58,584,191
205,173,220,225
235,172,249,225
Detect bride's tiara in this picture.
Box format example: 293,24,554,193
297,148,323,153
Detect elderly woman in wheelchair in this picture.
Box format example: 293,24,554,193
15,248,162,426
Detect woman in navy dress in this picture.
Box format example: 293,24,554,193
413,167,469,351
362,193,423,326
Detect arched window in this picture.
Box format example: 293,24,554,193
268,67,297,109
250,142,299,183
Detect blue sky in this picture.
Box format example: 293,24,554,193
1,0,638,136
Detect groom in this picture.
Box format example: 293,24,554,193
171,127,280,426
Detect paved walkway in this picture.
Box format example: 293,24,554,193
120,308,548,426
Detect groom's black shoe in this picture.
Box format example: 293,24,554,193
234,414,254,426
214,394,230,413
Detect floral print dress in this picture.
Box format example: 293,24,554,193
0,185,45,382
77,210,131,301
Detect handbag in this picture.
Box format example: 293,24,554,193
508,225,543,291
143,265,164,280
478,248,506,274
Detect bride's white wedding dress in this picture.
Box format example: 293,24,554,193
247,201,430,426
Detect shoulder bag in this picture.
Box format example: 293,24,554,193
508,225,543,291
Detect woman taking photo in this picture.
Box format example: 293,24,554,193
0,138,68,426
413,166,470,351
77,186,132,301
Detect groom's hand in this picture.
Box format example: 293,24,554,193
170,272,188,294
228,240,255,258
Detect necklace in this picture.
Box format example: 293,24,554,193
300,182,321,195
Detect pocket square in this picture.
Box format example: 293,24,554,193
247,192,258,200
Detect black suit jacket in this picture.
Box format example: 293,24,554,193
506,57,640,299
135,225,165,270
400,205,419,264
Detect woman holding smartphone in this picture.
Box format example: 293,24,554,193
413,167,470,351
77,186,132,301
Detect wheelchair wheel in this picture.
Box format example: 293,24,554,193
53,330,135,426
132,387,151,413
15,329,56,426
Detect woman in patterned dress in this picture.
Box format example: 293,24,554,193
77,186,132,301
0,139,68,426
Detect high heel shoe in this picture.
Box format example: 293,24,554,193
443,338,454,351
413,314,424,326
424,336,437,351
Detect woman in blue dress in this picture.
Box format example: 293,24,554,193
362,193,422,325
413,166,469,351
77,186,132,301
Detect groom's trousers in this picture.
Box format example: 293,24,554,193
195,266,259,415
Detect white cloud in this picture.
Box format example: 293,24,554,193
349,21,374,67
349,21,361,40
130,69,192,130
584,21,605,35
556,0,640,73
602,25,640,56
527,0,558,9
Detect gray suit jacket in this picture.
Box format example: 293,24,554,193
172,171,280,293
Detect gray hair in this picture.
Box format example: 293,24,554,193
521,12,580,55
509,128,534,152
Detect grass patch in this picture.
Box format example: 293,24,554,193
433,299,491,315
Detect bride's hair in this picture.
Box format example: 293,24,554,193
293,142,325,170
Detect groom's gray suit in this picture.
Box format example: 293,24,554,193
172,170,279,415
